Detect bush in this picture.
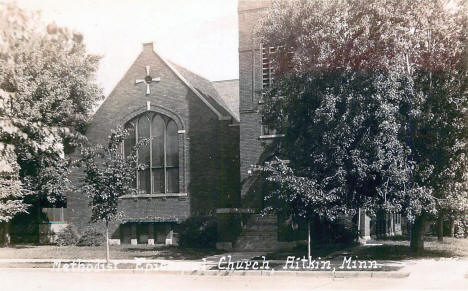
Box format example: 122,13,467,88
76,228,105,246
454,219,468,238
55,225,79,246
178,216,217,249
311,216,357,245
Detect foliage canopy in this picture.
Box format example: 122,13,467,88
0,3,103,219
258,0,468,224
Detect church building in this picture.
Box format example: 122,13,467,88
64,42,240,244
40,0,404,247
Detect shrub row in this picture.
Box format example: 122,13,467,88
177,216,217,249
56,226,105,246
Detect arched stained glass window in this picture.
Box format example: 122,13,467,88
124,112,180,194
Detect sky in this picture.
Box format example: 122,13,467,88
6,0,239,96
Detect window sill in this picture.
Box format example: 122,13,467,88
259,134,285,139
120,193,188,199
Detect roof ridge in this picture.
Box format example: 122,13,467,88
154,52,225,120
166,60,213,83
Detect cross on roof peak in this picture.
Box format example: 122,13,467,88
135,66,160,95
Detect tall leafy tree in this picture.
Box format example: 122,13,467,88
0,138,28,246
258,0,467,252
77,128,139,263
0,2,103,241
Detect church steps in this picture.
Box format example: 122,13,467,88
241,225,277,231
233,214,286,251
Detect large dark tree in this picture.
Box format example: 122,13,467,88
258,0,467,253
0,3,103,244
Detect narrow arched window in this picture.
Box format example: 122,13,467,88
152,115,165,193
124,122,136,159
124,122,137,188
166,120,179,193
124,112,180,194
138,114,151,194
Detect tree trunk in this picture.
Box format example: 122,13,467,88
1,222,11,247
105,221,110,264
410,215,425,254
357,208,361,241
307,220,311,259
449,219,455,237
436,214,444,242
37,202,41,244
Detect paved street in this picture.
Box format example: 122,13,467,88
1,258,467,291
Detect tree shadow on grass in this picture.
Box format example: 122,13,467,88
266,242,359,260
266,240,457,261
121,245,223,260
4,245,37,249
349,244,453,261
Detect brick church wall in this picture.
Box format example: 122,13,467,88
219,122,241,208
66,43,240,237
187,89,222,216
238,1,272,191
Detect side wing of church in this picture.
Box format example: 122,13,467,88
65,42,240,244
234,0,404,249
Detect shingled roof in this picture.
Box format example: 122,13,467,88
212,79,239,121
167,61,239,122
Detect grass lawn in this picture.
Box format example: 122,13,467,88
1,237,467,262
349,237,468,260
266,237,468,261
0,244,223,261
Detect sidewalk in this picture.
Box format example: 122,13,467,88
204,251,267,263
0,252,411,278
0,252,265,271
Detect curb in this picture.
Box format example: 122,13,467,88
185,270,410,278
0,266,410,278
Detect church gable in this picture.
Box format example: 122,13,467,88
86,42,237,145
87,43,192,144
